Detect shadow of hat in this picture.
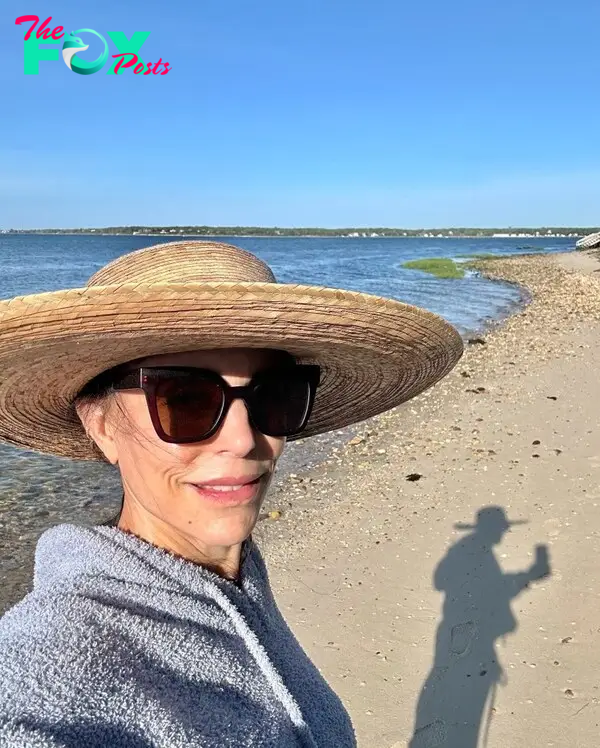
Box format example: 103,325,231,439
454,506,529,532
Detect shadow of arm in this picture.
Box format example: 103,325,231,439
506,544,551,599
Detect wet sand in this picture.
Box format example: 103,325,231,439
258,250,600,747
2,251,600,746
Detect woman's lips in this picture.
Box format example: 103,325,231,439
190,476,262,505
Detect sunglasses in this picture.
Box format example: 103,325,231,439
109,365,321,444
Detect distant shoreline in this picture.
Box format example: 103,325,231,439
1,228,592,240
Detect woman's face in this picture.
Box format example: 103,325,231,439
86,348,287,554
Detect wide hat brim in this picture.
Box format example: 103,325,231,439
454,519,529,530
0,280,463,460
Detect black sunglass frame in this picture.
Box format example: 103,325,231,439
110,364,321,444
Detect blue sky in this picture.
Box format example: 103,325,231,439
2,0,600,228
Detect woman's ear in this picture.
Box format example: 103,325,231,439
75,398,119,465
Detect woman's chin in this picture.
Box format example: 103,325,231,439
190,505,261,547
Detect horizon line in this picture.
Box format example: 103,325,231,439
3,225,599,233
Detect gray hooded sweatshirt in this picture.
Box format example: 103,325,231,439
0,524,356,747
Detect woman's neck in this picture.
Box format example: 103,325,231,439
117,506,243,581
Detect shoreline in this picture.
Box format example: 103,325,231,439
271,248,591,507
275,257,535,483
264,250,595,512
2,232,584,241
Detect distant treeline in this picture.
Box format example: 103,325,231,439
4,226,598,237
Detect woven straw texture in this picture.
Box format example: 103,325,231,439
0,241,463,460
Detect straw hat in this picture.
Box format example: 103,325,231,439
0,240,463,461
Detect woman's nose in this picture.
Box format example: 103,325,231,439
213,397,257,456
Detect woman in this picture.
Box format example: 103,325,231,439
0,240,463,747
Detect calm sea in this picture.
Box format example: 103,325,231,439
0,233,576,611
0,234,575,331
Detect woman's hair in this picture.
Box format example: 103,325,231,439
75,367,124,527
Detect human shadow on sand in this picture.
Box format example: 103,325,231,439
409,506,551,748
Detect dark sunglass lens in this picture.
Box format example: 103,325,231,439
251,373,312,436
155,376,224,441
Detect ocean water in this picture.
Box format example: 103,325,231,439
0,233,576,610
0,234,575,334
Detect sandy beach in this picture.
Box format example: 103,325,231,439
256,250,600,747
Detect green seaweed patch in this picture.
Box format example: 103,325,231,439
402,258,465,279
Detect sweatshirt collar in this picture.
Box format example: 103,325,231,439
33,523,265,601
